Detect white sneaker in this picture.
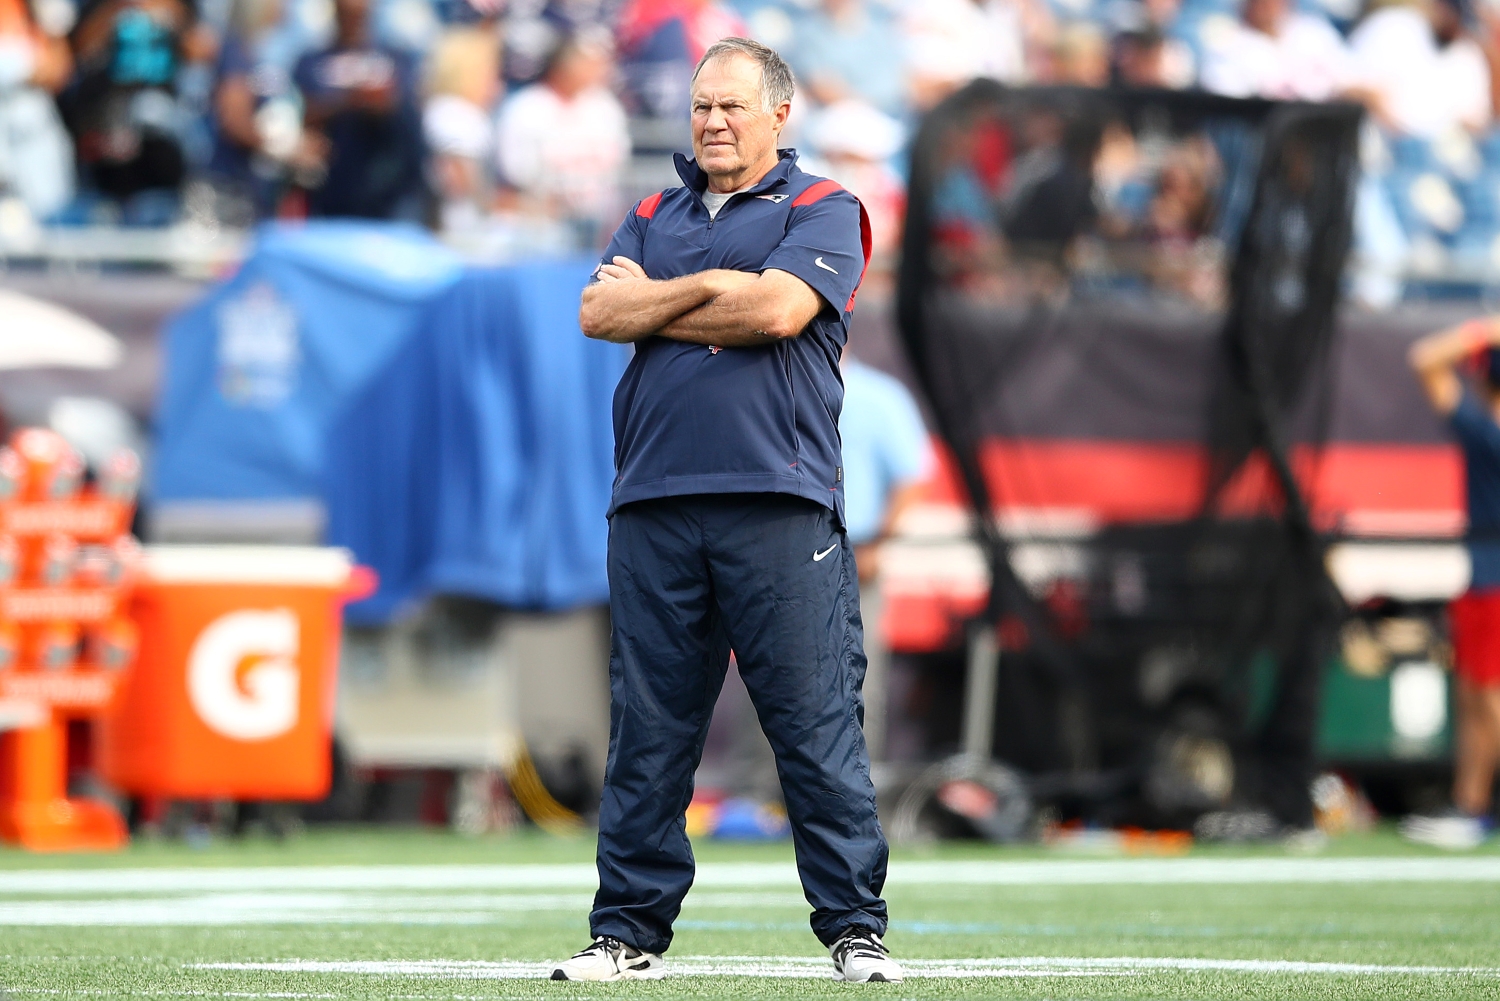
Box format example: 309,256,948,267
1398,812,1489,851
550,936,666,981
830,930,904,983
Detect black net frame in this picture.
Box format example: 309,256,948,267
896,83,1363,826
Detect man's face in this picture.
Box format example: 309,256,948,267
549,44,611,99
335,0,370,40
1117,36,1166,87
1426,0,1462,44
1243,0,1286,35
690,54,788,185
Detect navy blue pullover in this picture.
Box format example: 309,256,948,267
596,149,871,525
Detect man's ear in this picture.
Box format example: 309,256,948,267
771,100,791,137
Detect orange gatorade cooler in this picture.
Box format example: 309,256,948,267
99,547,375,800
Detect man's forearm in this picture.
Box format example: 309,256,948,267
658,298,784,347
658,269,823,347
580,273,729,343
1408,317,1499,415
1409,319,1497,374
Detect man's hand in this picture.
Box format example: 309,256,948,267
595,256,755,295
594,256,647,283
579,258,759,342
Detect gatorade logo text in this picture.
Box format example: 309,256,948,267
187,609,300,741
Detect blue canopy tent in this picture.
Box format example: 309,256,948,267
153,222,463,502
323,261,628,624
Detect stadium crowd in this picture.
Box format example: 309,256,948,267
0,0,1497,290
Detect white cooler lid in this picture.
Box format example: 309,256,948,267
142,545,355,586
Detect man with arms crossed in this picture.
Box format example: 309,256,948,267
1405,319,1500,849
550,38,900,983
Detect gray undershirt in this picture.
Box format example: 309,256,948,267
702,190,734,220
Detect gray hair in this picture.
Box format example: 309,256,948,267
691,37,796,111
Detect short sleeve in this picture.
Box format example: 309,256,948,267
762,186,870,316
1451,389,1500,457
589,200,650,284
879,378,933,485
424,96,491,159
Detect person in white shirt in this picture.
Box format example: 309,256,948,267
495,28,631,246
801,98,907,259
903,0,1051,110
1349,0,1491,139
1200,0,1356,101
0,0,73,222
424,28,500,234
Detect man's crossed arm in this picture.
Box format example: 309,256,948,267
1409,316,1500,415
579,256,825,347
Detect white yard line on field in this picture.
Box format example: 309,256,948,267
190,955,1500,980
0,891,809,926
7,991,342,999
888,858,1500,885
7,992,575,1001
190,958,1119,979
5,857,1500,896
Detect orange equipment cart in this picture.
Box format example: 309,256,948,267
0,429,140,852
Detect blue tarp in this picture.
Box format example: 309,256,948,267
323,261,628,623
153,221,463,500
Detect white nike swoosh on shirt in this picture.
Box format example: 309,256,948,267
815,257,839,274
813,544,838,561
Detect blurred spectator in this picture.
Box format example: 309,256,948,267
424,26,499,233
1403,317,1500,849
1107,0,1194,87
1147,138,1218,243
0,0,75,221
802,98,905,258
1144,136,1224,305
498,0,614,87
614,0,743,119
1112,26,1182,87
495,28,628,246
838,355,932,761
68,0,214,219
1199,0,1355,101
1047,20,1109,85
1349,0,1491,139
293,0,426,218
209,0,321,221
904,0,1052,110
787,0,905,119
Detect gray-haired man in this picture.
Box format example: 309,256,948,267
549,38,900,984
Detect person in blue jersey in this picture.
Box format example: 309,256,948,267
551,37,901,985
839,355,932,762
1404,318,1500,850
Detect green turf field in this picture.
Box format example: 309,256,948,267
1,827,1498,1000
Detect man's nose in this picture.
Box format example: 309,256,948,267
704,106,731,133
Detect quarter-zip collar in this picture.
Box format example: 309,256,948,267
673,148,799,209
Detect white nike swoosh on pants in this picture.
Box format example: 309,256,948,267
813,544,838,561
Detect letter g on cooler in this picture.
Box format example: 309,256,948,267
187,609,300,741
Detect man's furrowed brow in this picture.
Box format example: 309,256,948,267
694,96,753,110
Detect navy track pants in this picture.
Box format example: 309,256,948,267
590,494,889,954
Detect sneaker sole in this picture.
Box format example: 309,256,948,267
834,972,904,983
550,967,667,982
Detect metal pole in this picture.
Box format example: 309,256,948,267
961,624,998,760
